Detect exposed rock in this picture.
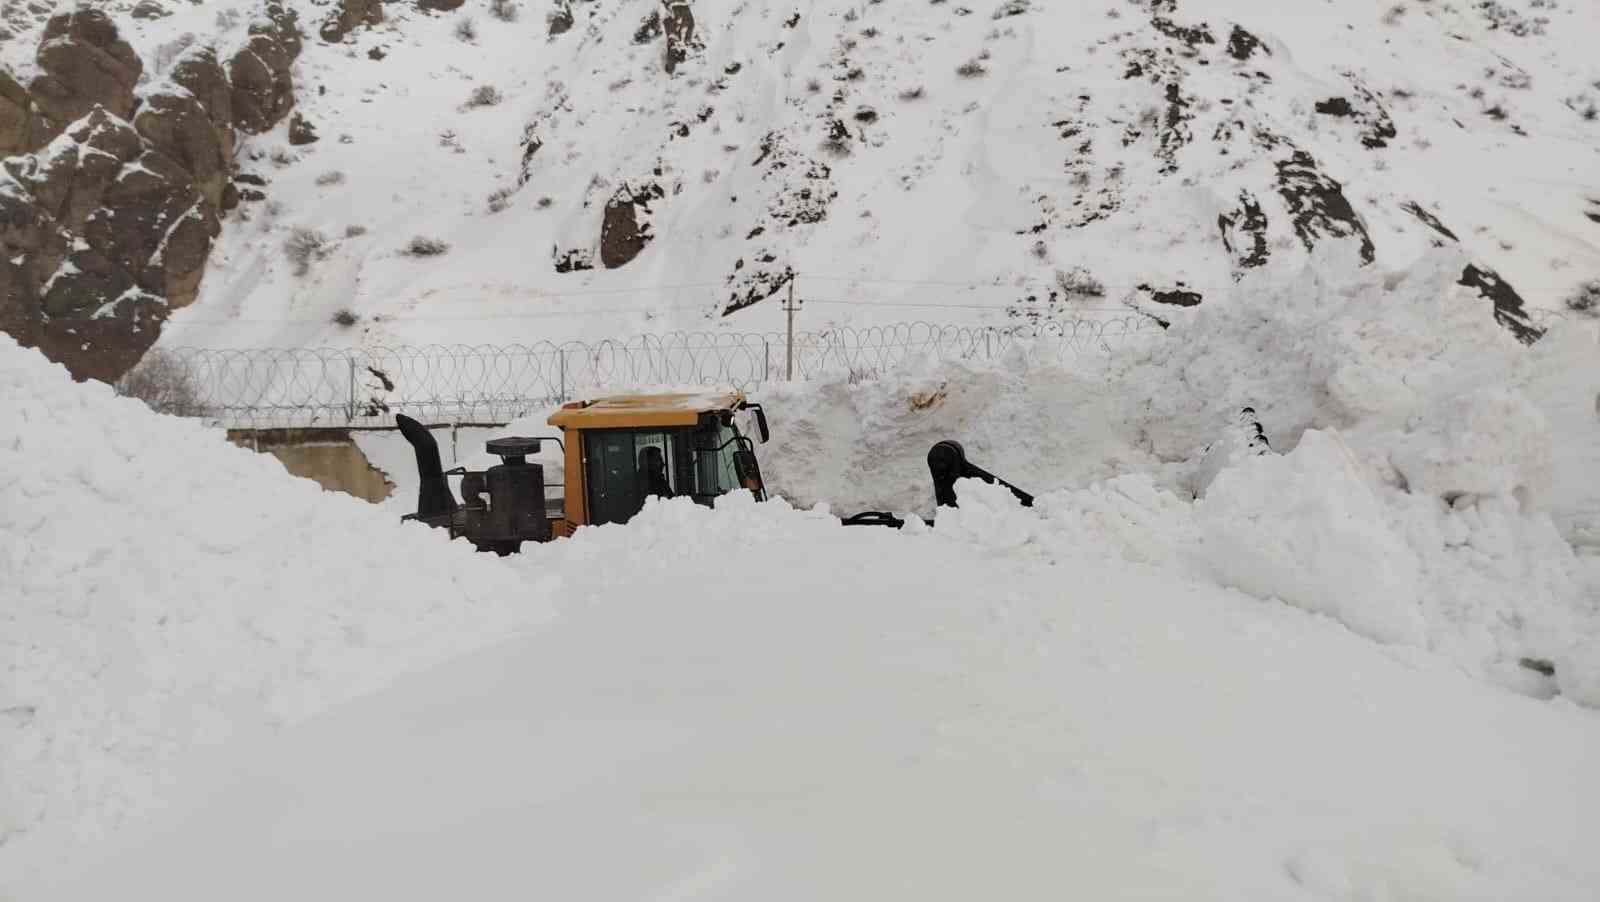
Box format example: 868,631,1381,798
662,0,700,75
600,181,666,268
418,0,465,11
288,111,319,145
1458,264,1543,345
1217,190,1269,273
26,8,142,138
547,0,573,36
633,9,661,43
1273,148,1375,264
320,0,383,42
553,246,593,272
1400,200,1458,245
1,66,41,155
229,4,303,135
131,0,169,20
1226,25,1266,61
133,48,235,213
1138,282,1204,307
0,108,218,383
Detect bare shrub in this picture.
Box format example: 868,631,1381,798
489,0,518,22
843,7,859,21
956,59,987,78
487,186,515,213
1565,279,1600,316
853,106,879,123
284,226,330,276
806,77,823,93
1381,4,1406,25
464,84,503,108
401,235,452,256
269,146,297,167
993,0,1028,19
898,84,926,101
344,224,368,238
536,195,554,209
455,15,477,41
1054,266,1106,297
330,308,359,327
115,353,206,418
315,170,345,186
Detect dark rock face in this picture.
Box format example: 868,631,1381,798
319,0,383,42
662,0,699,75
1458,264,1543,345
600,182,666,268
1217,190,1269,273
418,0,466,11
230,1,303,134
131,1,170,19
1,110,218,383
1273,149,1375,265
1,66,42,155
288,111,319,145
134,48,235,213
547,0,574,36
3,4,303,384
1226,25,1267,60
27,8,143,137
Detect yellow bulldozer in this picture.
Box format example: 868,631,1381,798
396,389,1034,553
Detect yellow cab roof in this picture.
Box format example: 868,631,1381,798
546,390,746,429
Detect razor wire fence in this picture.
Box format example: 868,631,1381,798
138,316,1163,429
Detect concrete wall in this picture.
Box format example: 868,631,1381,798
227,428,396,503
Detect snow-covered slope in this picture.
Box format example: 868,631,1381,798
27,484,1600,902
7,0,1593,351
3,281,1599,896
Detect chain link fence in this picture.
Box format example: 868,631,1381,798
132,317,1162,428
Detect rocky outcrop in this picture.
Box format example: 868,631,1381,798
1,66,41,155
134,48,235,213
319,0,382,43
3,2,303,383
230,39,294,133
26,8,142,139
1,110,218,382
599,182,665,268
288,111,319,145
662,0,699,75
418,0,465,11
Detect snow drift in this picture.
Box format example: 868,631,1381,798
0,333,556,884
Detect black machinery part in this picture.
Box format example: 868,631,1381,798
842,440,1033,528
396,414,551,554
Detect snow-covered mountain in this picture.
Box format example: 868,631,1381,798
4,0,1598,361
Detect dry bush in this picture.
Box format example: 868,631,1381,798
330,308,359,327
315,170,345,186
401,235,452,256
956,59,987,78
1565,279,1600,316
115,353,206,418
487,186,515,213
464,84,503,108
455,15,477,41
284,226,330,276
489,0,518,22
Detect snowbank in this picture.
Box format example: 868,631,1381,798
753,250,1600,700
0,335,555,885
32,487,1600,902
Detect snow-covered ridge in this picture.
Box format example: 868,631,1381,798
17,0,1570,354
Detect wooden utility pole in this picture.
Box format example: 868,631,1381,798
784,269,798,381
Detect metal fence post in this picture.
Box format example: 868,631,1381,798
764,339,771,382
559,350,567,402
984,331,992,360
346,357,356,423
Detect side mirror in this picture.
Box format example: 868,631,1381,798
745,404,770,443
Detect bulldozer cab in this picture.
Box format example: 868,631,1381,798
548,391,769,531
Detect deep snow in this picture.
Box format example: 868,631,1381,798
27,490,1600,902
7,239,1600,896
